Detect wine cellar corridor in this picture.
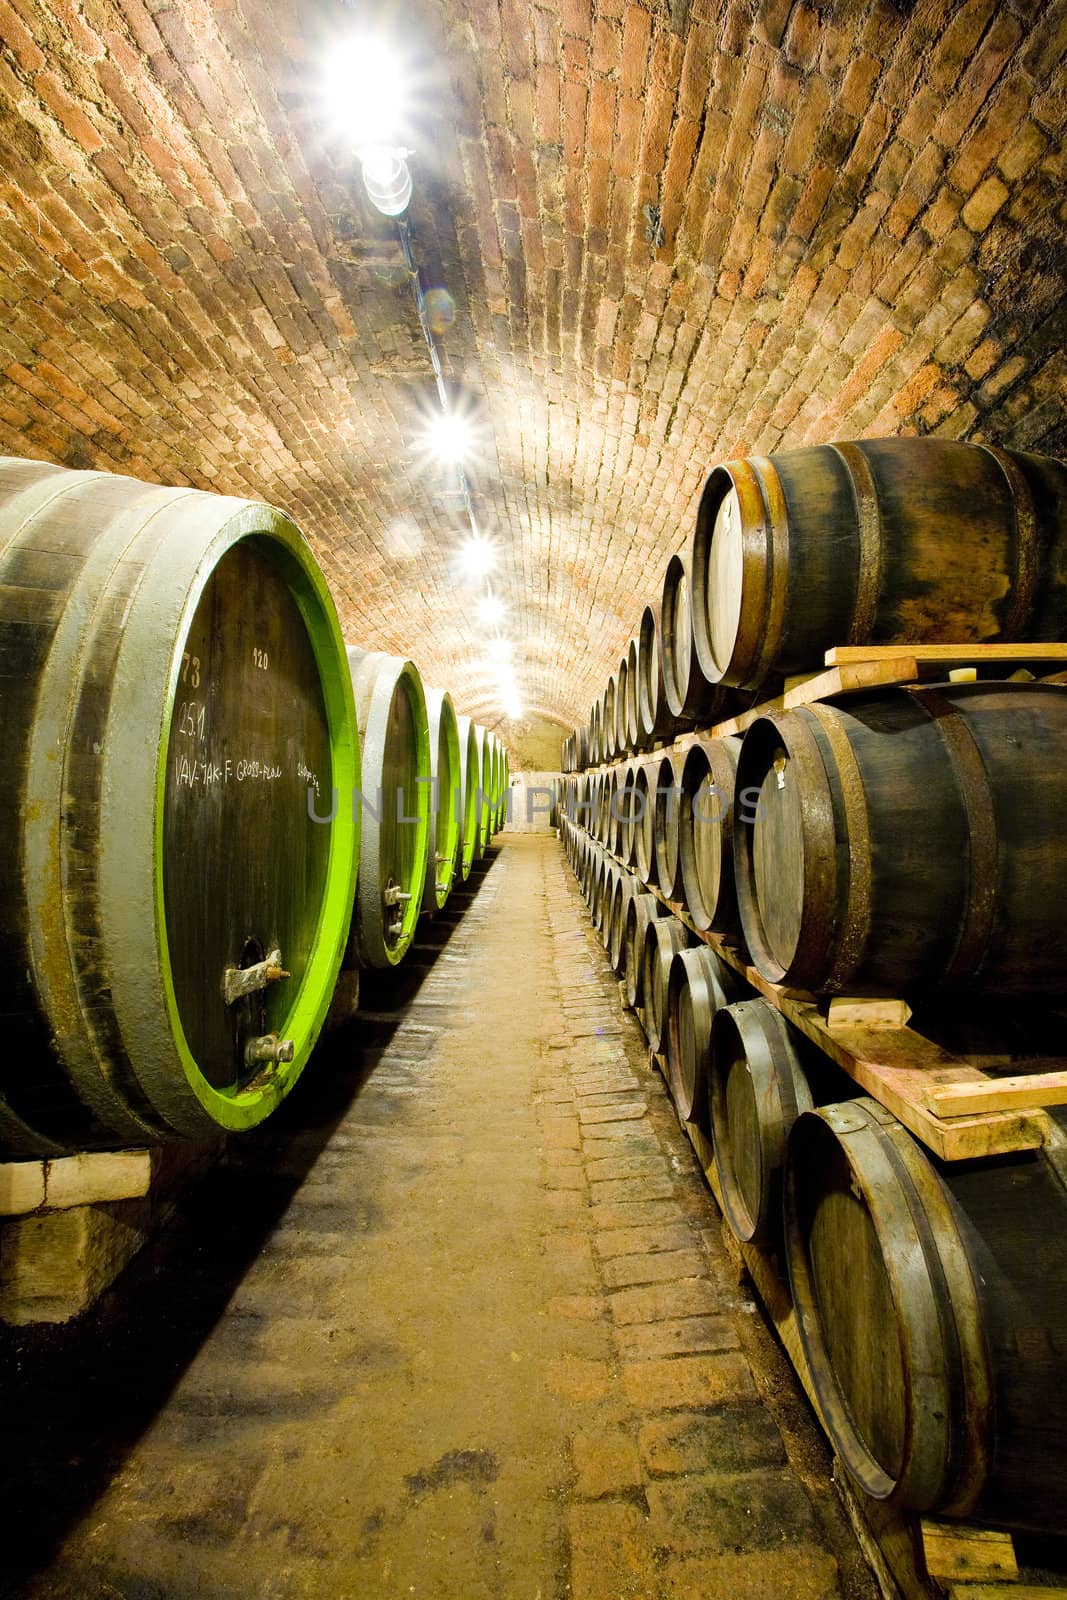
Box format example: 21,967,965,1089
2,836,874,1600
2,0,1067,1597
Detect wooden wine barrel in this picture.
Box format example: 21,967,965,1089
474,723,492,855
420,689,461,914
708,999,814,1246
614,761,640,867
346,649,431,969
652,750,686,901
664,946,740,1123
455,715,480,881
499,747,511,831
691,438,1067,693
641,916,691,1052
734,680,1067,994
616,641,639,753
609,871,643,976
594,858,619,938
678,735,741,934
623,893,667,1008
785,1098,1067,1532
632,761,657,884
636,602,672,746
604,766,621,856
661,551,727,726
0,458,360,1154
602,675,618,762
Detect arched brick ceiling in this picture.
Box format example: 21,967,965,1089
0,0,1064,741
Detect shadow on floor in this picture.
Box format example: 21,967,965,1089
0,851,503,1589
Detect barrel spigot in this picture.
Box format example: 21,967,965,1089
244,1034,295,1068
223,948,290,1006
383,884,412,906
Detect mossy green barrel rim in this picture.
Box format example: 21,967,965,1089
456,715,480,880
0,457,360,1152
345,649,431,968
422,687,461,913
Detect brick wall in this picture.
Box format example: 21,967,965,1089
0,0,1063,734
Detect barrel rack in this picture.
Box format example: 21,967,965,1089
572,642,1067,1164
564,639,1067,1600
643,1040,1065,1600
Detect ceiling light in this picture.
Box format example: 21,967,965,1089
360,146,412,217
425,411,475,464
322,36,409,150
459,536,495,577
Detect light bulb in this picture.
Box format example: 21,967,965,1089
425,411,475,464
360,146,412,216
323,36,409,150
459,536,495,577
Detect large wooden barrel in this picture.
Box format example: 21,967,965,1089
652,750,686,901
785,1098,1067,1532
661,551,725,726
455,715,480,881
420,689,461,914
346,649,430,968
734,680,1067,994
691,439,1067,693
632,761,657,884
474,723,493,855
641,916,691,1051
589,699,601,767
614,761,640,867
602,675,618,762
609,871,643,976
636,602,672,746
708,999,814,1246
0,458,360,1153
594,858,620,940
678,734,741,934
664,945,740,1123
616,641,639,753
623,893,666,1008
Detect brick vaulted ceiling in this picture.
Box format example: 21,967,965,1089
0,0,1064,742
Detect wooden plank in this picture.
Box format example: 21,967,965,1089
713,656,920,738
0,1163,46,1217
827,997,913,1031
827,644,1067,666
0,1149,153,1216
921,1521,1018,1584
947,1590,1067,1600
45,1149,152,1209
925,1070,1067,1118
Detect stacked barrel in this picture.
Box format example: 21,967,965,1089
0,457,510,1158
559,436,1067,1540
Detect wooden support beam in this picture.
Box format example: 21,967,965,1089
925,1070,1067,1119
827,996,913,1031
0,1149,152,1217
714,656,919,739
921,1521,1018,1584
826,644,1067,666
